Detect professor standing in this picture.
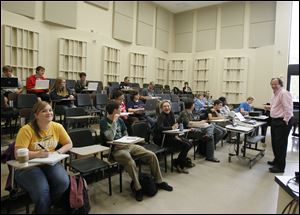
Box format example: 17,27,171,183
265,78,294,173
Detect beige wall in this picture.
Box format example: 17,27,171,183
1,1,292,106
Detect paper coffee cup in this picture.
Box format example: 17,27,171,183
17,148,29,165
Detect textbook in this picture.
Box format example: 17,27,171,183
29,153,69,165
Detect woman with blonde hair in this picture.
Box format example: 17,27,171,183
14,101,72,213
50,78,76,118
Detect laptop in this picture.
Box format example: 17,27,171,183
1,77,18,88
235,112,256,125
34,79,50,89
86,82,98,91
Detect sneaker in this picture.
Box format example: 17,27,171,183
157,182,173,191
135,189,143,201
267,160,275,166
175,164,189,174
205,157,220,163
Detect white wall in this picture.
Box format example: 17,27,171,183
1,1,292,106
168,1,292,107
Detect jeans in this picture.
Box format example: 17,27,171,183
212,123,227,145
15,163,69,214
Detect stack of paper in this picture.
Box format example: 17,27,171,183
113,136,144,144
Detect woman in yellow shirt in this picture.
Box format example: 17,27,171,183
14,101,72,214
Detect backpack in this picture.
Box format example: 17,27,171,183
131,172,158,197
67,175,90,214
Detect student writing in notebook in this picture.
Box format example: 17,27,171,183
26,66,50,102
14,101,73,213
100,101,173,202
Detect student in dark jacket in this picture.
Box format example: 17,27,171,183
153,100,193,174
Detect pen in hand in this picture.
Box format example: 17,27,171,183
38,143,49,152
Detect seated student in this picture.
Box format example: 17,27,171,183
236,96,254,115
152,100,194,174
177,99,220,162
14,101,73,214
218,96,231,117
50,78,76,117
127,91,155,128
207,100,227,145
100,101,173,201
119,76,130,89
194,94,206,113
2,65,23,96
26,66,50,102
74,72,88,93
110,89,139,135
182,82,192,94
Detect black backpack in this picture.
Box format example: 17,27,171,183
131,172,158,197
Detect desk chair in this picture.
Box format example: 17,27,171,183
68,128,113,195
131,122,167,172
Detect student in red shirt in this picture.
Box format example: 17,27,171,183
26,66,50,102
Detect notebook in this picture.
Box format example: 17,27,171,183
34,79,50,89
87,82,98,91
113,136,144,145
1,77,18,88
29,153,69,165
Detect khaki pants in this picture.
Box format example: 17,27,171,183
112,144,163,191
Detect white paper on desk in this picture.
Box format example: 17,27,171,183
113,136,143,144
190,122,210,128
120,112,132,116
29,153,69,165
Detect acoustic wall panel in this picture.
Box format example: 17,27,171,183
156,29,168,52
138,1,155,25
221,2,245,27
113,1,134,43
249,22,275,48
250,1,276,23
85,1,109,10
197,6,217,30
44,1,77,29
221,25,244,49
1,1,36,18
249,1,276,48
174,12,193,34
156,7,169,31
175,33,193,53
196,30,216,51
196,6,217,51
136,1,154,47
113,12,133,43
114,1,134,17
156,7,170,52
137,21,153,47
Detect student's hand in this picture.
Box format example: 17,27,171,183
172,123,178,130
113,114,120,122
38,151,50,158
264,104,271,111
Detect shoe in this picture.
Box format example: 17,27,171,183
181,167,189,174
267,160,275,166
269,167,284,173
157,182,173,191
205,158,220,163
135,189,143,201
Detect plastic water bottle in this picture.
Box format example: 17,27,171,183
179,123,184,131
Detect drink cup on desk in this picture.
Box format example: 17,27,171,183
17,148,29,166
179,123,184,131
